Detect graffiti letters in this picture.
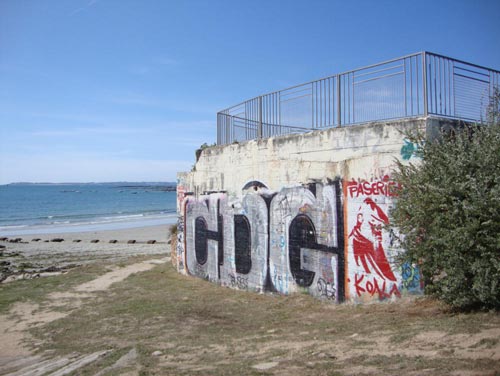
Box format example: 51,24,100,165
234,215,252,274
317,277,336,300
183,181,345,302
347,175,399,198
179,176,422,303
184,193,225,282
229,273,249,290
269,183,344,301
354,273,400,299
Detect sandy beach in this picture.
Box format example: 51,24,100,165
0,224,174,283
1,223,172,243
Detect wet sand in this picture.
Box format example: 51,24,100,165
1,224,172,243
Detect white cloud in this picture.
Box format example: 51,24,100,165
70,0,100,16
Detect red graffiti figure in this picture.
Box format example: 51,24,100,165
349,198,396,281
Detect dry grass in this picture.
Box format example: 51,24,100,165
2,260,500,375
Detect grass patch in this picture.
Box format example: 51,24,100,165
6,262,498,376
0,263,107,314
0,255,158,314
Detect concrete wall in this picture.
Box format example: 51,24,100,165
175,117,448,303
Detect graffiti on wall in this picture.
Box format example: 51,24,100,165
176,216,185,271
184,193,225,282
268,182,345,301
177,185,186,211
400,262,423,292
347,175,402,300
178,176,422,303
400,139,420,160
182,180,345,302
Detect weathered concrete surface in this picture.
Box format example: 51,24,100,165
179,117,429,196
176,117,450,303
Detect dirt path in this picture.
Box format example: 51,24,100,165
0,258,169,376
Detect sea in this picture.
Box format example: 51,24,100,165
0,183,177,235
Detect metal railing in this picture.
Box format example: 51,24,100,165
217,52,500,145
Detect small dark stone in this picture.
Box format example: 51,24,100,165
43,266,61,273
90,239,99,243
32,238,41,242
127,240,136,244
0,237,8,241
50,238,64,243
146,240,156,244
73,239,81,243
109,240,118,244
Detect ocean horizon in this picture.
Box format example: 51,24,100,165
0,182,177,235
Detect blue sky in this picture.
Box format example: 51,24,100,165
1,0,499,184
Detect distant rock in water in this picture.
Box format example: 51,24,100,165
51,238,64,242
113,183,176,193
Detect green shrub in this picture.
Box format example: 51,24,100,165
391,91,500,310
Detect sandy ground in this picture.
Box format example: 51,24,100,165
0,224,173,375
0,225,173,282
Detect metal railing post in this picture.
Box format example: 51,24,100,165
422,52,428,117
258,96,263,139
337,75,341,126
217,113,220,145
